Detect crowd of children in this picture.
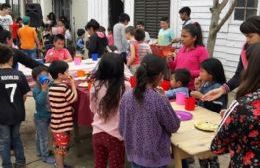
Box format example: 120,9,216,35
0,2,259,168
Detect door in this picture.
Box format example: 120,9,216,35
53,0,71,23
109,0,124,28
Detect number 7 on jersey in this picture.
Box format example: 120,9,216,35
5,84,17,103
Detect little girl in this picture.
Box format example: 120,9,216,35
90,53,130,168
169,22,208,90
211,43,260,168
119,54,180,168
191,58,227,168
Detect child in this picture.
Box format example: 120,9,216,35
85,19,108,58
191,58,227,168
169,23,208,90
45,34,73,63
0,45,30,168
166,69,191,99
211,43,260,168
136,21,150,43
158,17,174,46
191,58,227,113
76,28,85,55
90,53,130,168
127,28,152,74
32,66,55,164
107,26,114,46
48,60,78,168
119,54,180,168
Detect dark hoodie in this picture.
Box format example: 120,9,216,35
86,31,108,58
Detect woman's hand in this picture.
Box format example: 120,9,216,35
201,87,226,101
220,109,227,118
190,91,203,99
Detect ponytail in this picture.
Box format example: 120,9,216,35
183,22,204,46
134,64,148,102
133,54,167,102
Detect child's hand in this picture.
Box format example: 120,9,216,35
191,91,203,99
220,109,226,118
156,87,165,96
68,75,75,86
194,77,202,90
41,81,49,91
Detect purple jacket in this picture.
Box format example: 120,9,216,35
119,88,180,167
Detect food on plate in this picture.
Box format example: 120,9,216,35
194,121,218,132
78,82,88,88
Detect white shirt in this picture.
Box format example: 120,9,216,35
182,19,193,28
0,15,13,31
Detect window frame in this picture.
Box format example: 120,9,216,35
232,0,260,25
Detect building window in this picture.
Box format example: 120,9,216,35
234,0,258,21
134,0,170,38
3,0,20,18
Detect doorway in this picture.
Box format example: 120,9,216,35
109,0,124,28
53,0,71,23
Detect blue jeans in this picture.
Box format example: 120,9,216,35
0,123,26,168
22,49,37,59
34,119,50,159
131,163,166,168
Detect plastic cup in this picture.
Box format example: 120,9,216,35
91,53,99,61
161,80,171,91
39,75,50,85
129,76,136,88
74,57,82,65
185,97,196,111
176,92,187,105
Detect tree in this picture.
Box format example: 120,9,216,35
207,0,237,57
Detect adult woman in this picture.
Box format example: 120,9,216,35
203,16,260,101
169,22,208,90
210,43,260,167
0,27,41,69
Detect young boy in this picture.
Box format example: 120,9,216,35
76,28,85,55
127,29,152,74
136,21,150,43
32,66,55,164
166,69,191,99
158,17,174,46
0,44,30,168
45,34,72,63
48,61,78,168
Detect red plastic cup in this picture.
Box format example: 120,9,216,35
161,80,171,91
129,76,137,88
185,97,196,111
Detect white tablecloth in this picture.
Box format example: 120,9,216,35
19,59,132,79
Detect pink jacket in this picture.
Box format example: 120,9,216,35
90,81,130,140
169,46,209,89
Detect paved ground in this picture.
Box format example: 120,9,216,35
1,97,232,168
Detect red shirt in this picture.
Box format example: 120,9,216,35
45,48,72,63
11,23,19,40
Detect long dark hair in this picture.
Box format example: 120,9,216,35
240,16,260,35
134,54,167,102
200,58,226,85
92,53,125,120
236,43,260,99
183,22,204,46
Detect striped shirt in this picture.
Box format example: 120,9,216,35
49,83,76,133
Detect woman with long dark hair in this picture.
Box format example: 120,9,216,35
203,16,260,101
90,53,129,168
169,22,209,90
0,28,41,69
210,43,260,167
119,54,180,168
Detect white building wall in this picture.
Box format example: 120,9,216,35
71,0,88,32
87,0,108,29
